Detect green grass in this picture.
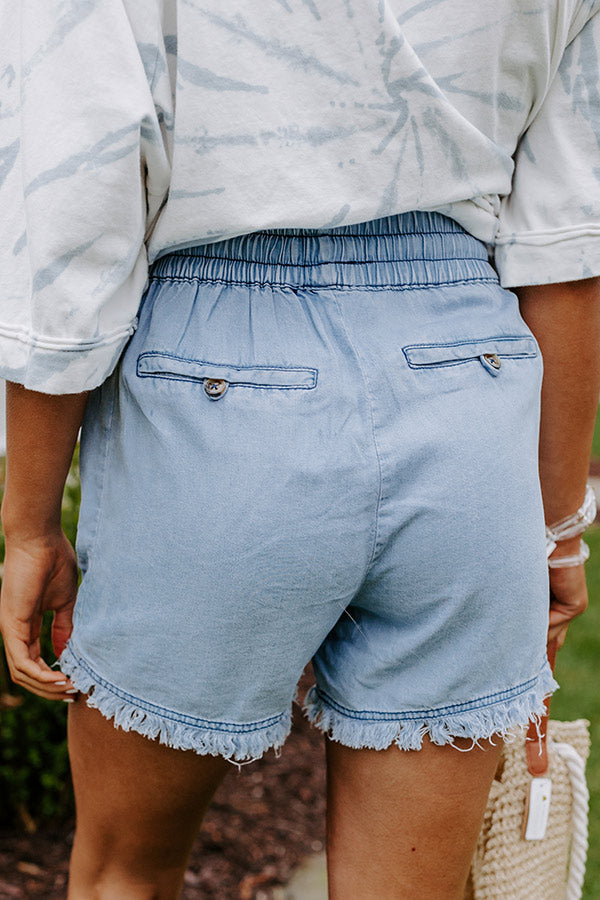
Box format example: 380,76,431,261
592,408,600,461
557,406,600,897
552,524,600,898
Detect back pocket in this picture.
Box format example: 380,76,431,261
402,335,537,376
137,351,318,397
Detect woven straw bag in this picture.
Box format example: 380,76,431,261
465,641,590,900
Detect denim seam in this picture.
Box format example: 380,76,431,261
313,668,548,721
331,294,383,576
159,255,487,268
136,352,318,388
250,230,471,238
404,354,537,370
138,351,317,374
81,381,116,574
149,276,497,291
138,374,317,390
402,336,537,352
66,647,288,733
402,336,538,368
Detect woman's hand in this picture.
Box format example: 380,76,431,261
547,536,590,649
0,530,78,700
0,382,90,699
548,565,588,649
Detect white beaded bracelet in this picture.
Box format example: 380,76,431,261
546,484,597,566
547,539,591,569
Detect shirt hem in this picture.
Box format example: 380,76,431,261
0,324,136,394
495,231,600,287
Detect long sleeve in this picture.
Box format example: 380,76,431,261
0,0,171,394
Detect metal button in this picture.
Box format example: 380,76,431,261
204,378,229,399
483,353,501,370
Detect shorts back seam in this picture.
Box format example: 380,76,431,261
332,293,383,574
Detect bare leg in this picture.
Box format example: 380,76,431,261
67,700,230,900
326,735,503,900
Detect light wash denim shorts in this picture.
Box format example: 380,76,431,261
61,212,557,761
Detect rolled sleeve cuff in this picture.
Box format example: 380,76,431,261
495,225,600,287
0,321,137,394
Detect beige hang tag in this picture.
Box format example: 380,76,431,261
523,777,552,840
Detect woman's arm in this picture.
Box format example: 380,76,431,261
516,277,600,647
0,383,89,699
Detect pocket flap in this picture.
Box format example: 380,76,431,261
137,352,318,389
402,336,537,368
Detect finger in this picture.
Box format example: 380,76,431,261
548,603,583,628
548,608,568,628
5,641,76,690
51,606,74,658
549,598,588,619
2,620,77,691
556,630,568,650
36,656,76,689
37,656,61,673
548,622,569,646
12,676,79,703
7,668,78,701
553,625,569,650
4,655,78,697
34,670,78,694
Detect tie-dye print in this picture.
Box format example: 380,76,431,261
1,0,599,393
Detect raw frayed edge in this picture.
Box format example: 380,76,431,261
59,644,291,764
303,663,559,752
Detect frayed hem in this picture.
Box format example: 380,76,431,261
59,644,291,762
303,663,558,751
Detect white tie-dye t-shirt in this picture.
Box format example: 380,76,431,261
1,0,599,393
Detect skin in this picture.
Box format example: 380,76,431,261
519,279,600,649
1,276,599,899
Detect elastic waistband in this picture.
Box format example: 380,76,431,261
150,212,497,290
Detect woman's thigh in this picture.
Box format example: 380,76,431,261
67,701,230,900
325,735,503,900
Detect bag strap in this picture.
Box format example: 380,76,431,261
553,740,590,900
525,638,558,777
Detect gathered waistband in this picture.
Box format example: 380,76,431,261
150,211,497,290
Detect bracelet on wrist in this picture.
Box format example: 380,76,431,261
545,484,597,566
547,538,590,569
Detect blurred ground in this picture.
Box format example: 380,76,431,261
0,670,326,900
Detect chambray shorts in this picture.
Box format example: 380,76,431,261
61,212,558,760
